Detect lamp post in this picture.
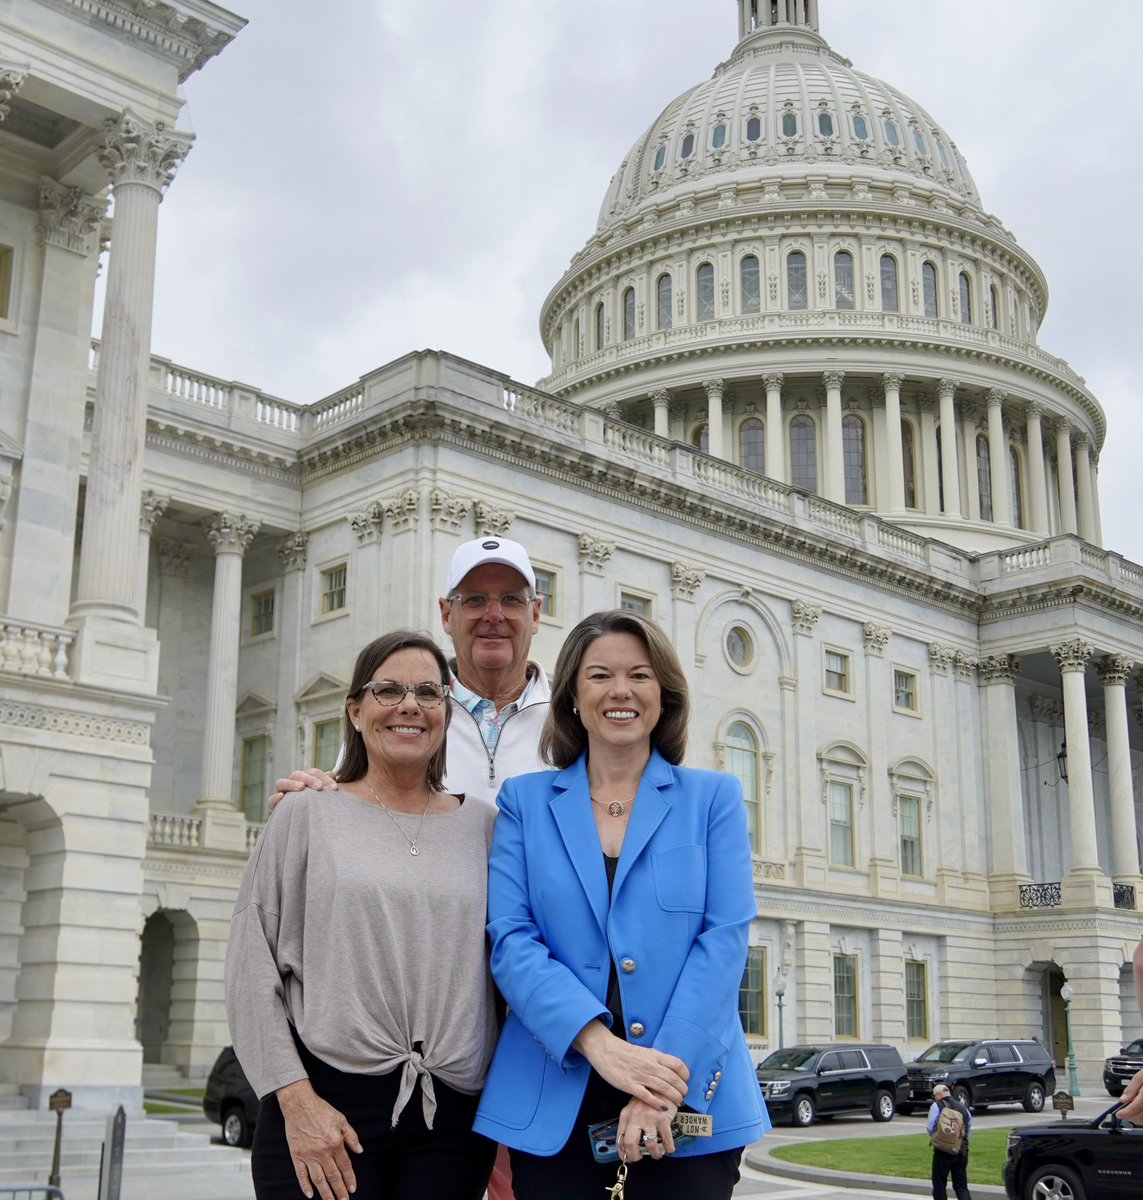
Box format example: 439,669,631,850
1060,982,1080,1095
774,974,787,1049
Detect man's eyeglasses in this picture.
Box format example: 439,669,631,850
447,591,535,616
360,680,447,708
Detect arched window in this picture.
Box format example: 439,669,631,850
725,722,760,851
697,262,715,323
959,271,972,325
989,284,1000,330
680,132,695,159
782,111,798,138
842,414,868,505
657,273,672,331
622,287,635,340
977,433,993,520
746,115,761,142
852,113,869,140
740,418,765,474
834,250,855,310
653,144,666,171
594,301,605,351
901,420,917,508
572,318,579,361
790,414,817,492
692,424,709,454
818,111,834,137
1010,447,1024,528
740,255,761,314
880,254,899,313
712,122,727,150
922,261,939,318
787,250,808,310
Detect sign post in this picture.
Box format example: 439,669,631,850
48,1088,71,1188
1052,1089,1075,1121
97,1105,126,1200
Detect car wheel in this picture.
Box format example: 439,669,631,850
871,1088,895,1122
1023,1081,1046,1113
1026,1163,1085,1200
1106,1084,1125,1098
791,1093,816,1127
221,1105,251,1148
951,1084,971,1108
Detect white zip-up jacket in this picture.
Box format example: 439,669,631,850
442,662,551,806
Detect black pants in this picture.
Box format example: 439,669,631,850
931,1146,972,1200
509,1069,742,1200
251,1041,496,1200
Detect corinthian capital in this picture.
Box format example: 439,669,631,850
822,370,845,391
937,377,959,399
39,178,107,256
1051,638,1093,674
1096,653,1134,687
205,511,259,555
0,67,27,121
702,378,726,400
139,489,169,533
97,112,193,193
977,653,1016,684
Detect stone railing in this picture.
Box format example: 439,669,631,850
0,621,73,680
1019,882,1062,909
981,537,1143,604
149,813,203,849
311,383,365,433
246,822,265,853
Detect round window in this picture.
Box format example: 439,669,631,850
726,625,753,670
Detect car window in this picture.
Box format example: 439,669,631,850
819,1052,842,1072
1014,1042,1047,1063
1125,1039,1143,1055
916,1042,972,1064
867,1047,903,1068
838,1050,866,1070
760,1047,819,1071
987,1043,1017,1064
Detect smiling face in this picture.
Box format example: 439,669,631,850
573,632,663,756
345,646,448,780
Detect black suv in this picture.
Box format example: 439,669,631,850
903,1038,1055,1114
755,1043,908,1127
1004,1102,1142,1199
203,1046,259,1147
1104,1037,1143,1097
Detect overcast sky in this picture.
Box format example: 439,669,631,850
142,0,1143,563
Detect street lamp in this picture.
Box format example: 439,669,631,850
774,973,787,1049
1060,982,1080,1095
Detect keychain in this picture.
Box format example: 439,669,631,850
606,1156,629,1198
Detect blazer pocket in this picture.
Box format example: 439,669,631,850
651,844,706,912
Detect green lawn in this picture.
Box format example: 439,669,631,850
770,1127,1011,1187
144,1102,196,1115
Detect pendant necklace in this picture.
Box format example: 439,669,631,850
365,781,432,855
590,794,635,818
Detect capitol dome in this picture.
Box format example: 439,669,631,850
537,0,1104,554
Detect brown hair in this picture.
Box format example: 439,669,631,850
540,609,689,769
336,630,452,790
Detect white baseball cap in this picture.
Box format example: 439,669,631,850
446,537,536,592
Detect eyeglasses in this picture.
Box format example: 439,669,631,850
360,680,447,708
447,591,535,616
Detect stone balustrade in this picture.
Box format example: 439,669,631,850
0,621,73,680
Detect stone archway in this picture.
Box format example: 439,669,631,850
136,911,175,1062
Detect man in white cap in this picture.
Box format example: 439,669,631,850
926,1082,972,1200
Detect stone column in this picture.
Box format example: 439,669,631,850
69,113,192,691
978,653,1029,908
986,389,1013,526
823,370,845,503
703,377,725,459
1054,420,1078,535
1025,401,1050,534
1096,655,1140,884
960,403,980,521
882,373,905,512
918,397,940,515
1074,434,1096,543
764,373,785,483
136,490,168,621
937,378,961,517
1089,452,1103,546
651,389,670,439
196,513,259,843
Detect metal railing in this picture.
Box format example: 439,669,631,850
1113,883,1137,910
0,1187,66,1199
1019,882,1062,908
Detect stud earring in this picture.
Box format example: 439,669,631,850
572,705,578,715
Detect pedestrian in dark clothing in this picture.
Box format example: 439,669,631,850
926,1082,973,1200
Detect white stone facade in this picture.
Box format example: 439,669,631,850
0,0,1140,1112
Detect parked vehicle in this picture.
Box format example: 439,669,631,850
1103,1037,1143,1097
755,1042,908,1127
902,1038,1055,1115
202,1045,259,1148
1004,1102,1142,1200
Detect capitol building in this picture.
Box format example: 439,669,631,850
0,0,1140,1112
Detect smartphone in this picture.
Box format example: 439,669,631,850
587,1116,697,1163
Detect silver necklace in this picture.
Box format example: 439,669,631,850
365,781,432,855
590,794,635,818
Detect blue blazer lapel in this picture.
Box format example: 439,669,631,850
550,757,610,934
613,749,674,895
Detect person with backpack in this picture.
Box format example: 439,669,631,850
927,1083,973,1200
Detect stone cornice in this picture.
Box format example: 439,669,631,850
144,419,300,479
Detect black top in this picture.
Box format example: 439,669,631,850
603,853,625,1033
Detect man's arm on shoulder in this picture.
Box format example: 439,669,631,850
267,769,338,812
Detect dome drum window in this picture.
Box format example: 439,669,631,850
653,144,666,171
745,114,762,142
787,250,808,310
781,112,798,138
817,111,834,138
740,254,761,314
912,127,929,157
680,132,696,159
697,262,715,323
834,251,855,310
883,117,901,148
852,113,869,141
712,122,727,150
657,274,673,330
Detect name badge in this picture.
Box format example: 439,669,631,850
673,1112,714,1138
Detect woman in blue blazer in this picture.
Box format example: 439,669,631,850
474,610,769,1198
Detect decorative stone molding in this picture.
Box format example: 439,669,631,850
937,377,959,399
473,501,515,537
1025,399,1044,422
670,561,705,600
38,178,106,256
0,67,27,121
791,598,821,635
928,643,955,675
986,387,1006,410
978,653,1017,684
650,389,671,413
97,111,193,193
1051,638,1093,674
1029,695,1064,723
954,651,979,681
822,370,845,391
138,489,168,533
702,377,726,401
882,372,904,392
429,489,469,533
383,488,419,533
762,373,784,391
577,533,615,574
862,622,890,656
601,401,621,419
1096,654,1134,687
752,860,787,881
157,538,190,577
889,771,934,820
0,623,73,680
278,531,309,572
0,698,148,743
205,511,259,555
348,502,384,543
818,753,867,809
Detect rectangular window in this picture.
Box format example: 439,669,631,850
893,669,917,712
824,649,851,695
900,795,922,876
313,718,342,772
829,780,854,867
905,960,928,1039
321,563,347,614
533,567,557,619
250,589,275,637
833,954,858,1038
240,735,268,823
0,245,12,321
619,592,650,616
738,946,767,1037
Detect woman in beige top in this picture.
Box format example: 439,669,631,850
225,630,497,1200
